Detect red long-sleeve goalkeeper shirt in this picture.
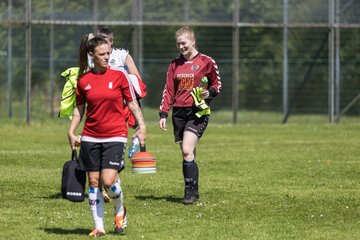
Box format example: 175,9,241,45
159,53,222,117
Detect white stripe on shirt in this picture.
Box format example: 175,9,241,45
81,136,128,143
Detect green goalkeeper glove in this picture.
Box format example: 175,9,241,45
195,107,211,118
191,87,208,110
190,87,211,118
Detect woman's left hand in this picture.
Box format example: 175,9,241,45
133,126,146,147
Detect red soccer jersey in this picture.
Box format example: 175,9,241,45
159,53,222,115
76,68,136,138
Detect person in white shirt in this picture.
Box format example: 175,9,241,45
95,27,141,76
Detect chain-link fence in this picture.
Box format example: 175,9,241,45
0,0,359,124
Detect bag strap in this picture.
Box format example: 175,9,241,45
71,149,77,161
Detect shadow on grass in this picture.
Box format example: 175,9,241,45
42,227,89,235
135,195,182,203
38,192,88,199
38,192,63,199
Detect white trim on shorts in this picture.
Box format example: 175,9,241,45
81,136,128,143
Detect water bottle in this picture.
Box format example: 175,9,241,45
128,137,140,158
199,76,208,90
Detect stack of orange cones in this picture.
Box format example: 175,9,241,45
131,152,156,174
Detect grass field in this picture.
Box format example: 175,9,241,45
1,113,360,239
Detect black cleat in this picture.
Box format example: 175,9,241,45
182,190,198,205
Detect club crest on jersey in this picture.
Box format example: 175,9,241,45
109,82,113,89
85,84,92,90
191,65,200,71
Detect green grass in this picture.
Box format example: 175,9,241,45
1,115,360,239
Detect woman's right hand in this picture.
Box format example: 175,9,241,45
159,118,167,131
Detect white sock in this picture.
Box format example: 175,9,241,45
105,178,124,216
88,186,105,231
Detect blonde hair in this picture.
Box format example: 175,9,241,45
175,27,196,41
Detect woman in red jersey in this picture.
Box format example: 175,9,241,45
159,27,222,205
68,35,146,237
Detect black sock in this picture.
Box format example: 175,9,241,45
183,159,196,192
193,160,199,194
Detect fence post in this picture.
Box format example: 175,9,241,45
138,0,143,76
232,0,239,124
282,0,288,124
132,0,143,76
93,0,98,31
26,0,32,124
49,0,54,118
328,0,335,123
184,0,189,21
7,0,13,118
335,0,341,122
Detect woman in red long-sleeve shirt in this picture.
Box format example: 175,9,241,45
159,27,222,205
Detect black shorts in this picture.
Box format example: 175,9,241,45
77,141,126,172
172,107,209,143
